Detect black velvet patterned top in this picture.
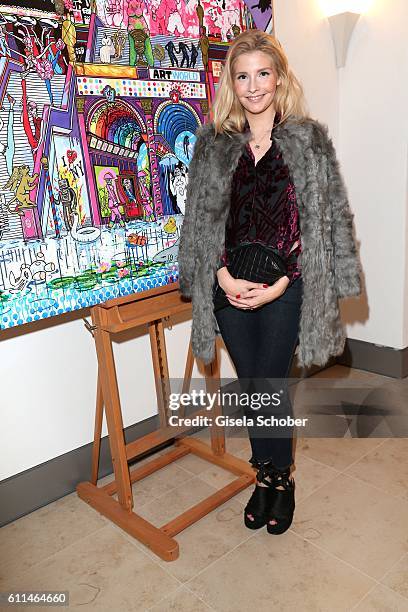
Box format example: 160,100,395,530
219,115,302,287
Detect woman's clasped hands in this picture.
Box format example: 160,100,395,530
217,267,290,310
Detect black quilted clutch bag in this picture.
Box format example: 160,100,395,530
213,242,289,312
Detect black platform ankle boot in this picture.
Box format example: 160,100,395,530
244,458,275,530
266,466,295,535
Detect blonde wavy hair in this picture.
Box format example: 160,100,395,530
211,29,309,134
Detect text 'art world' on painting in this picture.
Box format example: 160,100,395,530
0,0,273,329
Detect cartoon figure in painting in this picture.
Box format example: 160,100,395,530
11,22,66,105
99,0,124,27
165,40,179,67
190,43,198,68
112,30,127,59
196,0,204,30
41,19,66,75
138,170,155,222
166,0,185,36
199,26,209,70
150,0,169,35
0,94,16,177
129,29,154,66
100,34,115,63
169,166,187,215
153,43,165,66
8,251,56,294
8,264,33,294
121,177,143,217
178,41,190,68
128,0,154,67
231,24,241,38
183,134,191,160
207,6,240,41
20,74,43,156
163,216,177,234
61,12,77,65
102,84,116,103
3,165,38,216
104,172,125,228
128,0,149,32
0,25,10,58
122,177,137,206
23,90,43,158
251,0,273,13
29,251,56,283
58,178,77,232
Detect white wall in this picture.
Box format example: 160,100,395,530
0,311,236,480
276,0,408,349
336,0,408,348
275,0,339,140
1,0,407,481
1,316,98,480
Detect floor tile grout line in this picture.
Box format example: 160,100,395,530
106,494,254,580
293,461,408,510
291,460,343,508
128,449,253,514
336,437,389,473
376,580,408,603
0,521,110,587
144,584,197,611
103,461,257,577
108,519,185,568
182,519,395,608
289,528,382,586
376,550,408,586
182,529,264,588
293,450,343,474
99,522,189,596
113,507,264,604
348,583,380,612
334,468,408,504
348,577,408,611
290,526,408,602
144,582,217,612
114,498,261,583
130,471,205,506
293,436,387,476
182,582,218,611
294,438,405,505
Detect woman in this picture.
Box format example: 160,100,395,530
178,30,361,535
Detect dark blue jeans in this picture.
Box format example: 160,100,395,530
215,276,303,470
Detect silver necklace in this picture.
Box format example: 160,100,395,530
251,127,274,149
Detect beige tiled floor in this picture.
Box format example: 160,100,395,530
1,365,408,611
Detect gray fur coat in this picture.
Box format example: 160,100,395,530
178,117,362,368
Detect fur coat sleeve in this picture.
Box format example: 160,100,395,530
177,125,209,298
323,128,362,298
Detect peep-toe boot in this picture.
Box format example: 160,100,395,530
266,466,295,535
244,459,275,530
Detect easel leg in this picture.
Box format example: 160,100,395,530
149,320,171,429
92,307,133,512
204,338,225,456
91,371,104,485
178,336,195,419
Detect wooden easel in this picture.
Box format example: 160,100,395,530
77,283,255,561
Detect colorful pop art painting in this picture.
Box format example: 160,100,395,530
0,0,273,330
